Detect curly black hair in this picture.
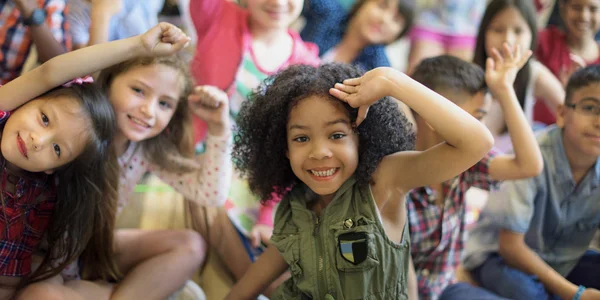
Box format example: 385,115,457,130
233,63,415,202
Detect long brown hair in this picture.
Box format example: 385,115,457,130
24,83,121,285
97,55,196,171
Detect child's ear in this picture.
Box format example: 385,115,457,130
556,104,567,128
44,169,55,175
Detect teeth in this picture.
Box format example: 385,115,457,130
310,168,337,177
130,116,149,128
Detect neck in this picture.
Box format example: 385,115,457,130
248,20,288,45
113,132,131,157
415,123,443,151
335,31,368,63
567,34,596,52
562,135,598,184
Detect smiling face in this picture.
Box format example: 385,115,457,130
286,96,359,199
1,97,90,173
351,0,405,45
557,83,600,158
108,63,184,144
246,0,304,31
561,0,600,41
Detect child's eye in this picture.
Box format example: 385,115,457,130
131,87,144,94
293,136,309,143
331,133,346,140
159,100,173,109
41,113,49,126
53,144,61,157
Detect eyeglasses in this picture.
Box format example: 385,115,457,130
565,100,600,117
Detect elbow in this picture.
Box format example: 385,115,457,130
472,123,495,158
524,160,544,178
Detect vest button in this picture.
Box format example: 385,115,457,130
343,218,354,228
325,294,335,300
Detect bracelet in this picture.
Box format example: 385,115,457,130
573,285,586,300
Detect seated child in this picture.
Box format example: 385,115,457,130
408,46,543,300
442,64,600,300
225,62,494,299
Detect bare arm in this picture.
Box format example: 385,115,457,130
533,61,565,115
486,45,543,181
86,0,122,47
330,67,494,193
14,0,67,62
407,255,419,300
225,246,289,300
0,22,189,112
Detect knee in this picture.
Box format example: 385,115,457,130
17,283,65,300
174,229,207,265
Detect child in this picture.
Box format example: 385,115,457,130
0,21,188,298
534,0,600,125
407,46,544,300
224,62,494,299
440,65,600,300
406,0,486,74
188,0,320,290
310,0,414,71
474,0,564,142
21,33,233,300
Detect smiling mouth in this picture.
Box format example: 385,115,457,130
309,168,339,177
17,134,28,158
127,115,151,128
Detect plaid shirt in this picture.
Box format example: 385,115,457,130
0,0,71,84
407,150,499,300
0,110,57,276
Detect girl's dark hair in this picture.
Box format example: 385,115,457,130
347,0,415,41
234,63,415,202
97,55,196,170
474,0,537,109
25,83,120,284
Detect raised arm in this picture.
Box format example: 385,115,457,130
0,22,190,112
330,67,494,193
486,44,543,181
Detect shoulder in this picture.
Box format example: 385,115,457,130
289,31,321,66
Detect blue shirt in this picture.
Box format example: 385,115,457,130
462,126,600,276
67,0,164,46
300,0,391,71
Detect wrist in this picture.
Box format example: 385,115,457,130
207,123,230,137
573,285,585,300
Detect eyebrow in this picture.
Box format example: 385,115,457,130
133,79,179,103
48,105,74,158
578,97,600,104
289,118,351,130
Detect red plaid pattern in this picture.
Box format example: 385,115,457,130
0,110,56,276
0,0,71,84
407,150,499,300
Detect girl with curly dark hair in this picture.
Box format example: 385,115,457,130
226,63,494,299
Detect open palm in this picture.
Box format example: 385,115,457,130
485,43,532,93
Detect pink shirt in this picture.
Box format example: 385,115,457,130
189,0,319,143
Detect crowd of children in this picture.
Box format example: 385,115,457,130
0,0,599,299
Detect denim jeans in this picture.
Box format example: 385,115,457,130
439,250,600,300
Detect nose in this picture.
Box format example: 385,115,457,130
30,131,49,152
139,100,156,119
308,139,333,160
503,31,516,46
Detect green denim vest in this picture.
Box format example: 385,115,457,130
271,177,410,300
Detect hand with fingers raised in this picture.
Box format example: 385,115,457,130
329,67,400,126
560,53,586,87
188,85,231,137
139,22,191,57
485,42,533,95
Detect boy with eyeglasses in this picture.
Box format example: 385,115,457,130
441,65,600,300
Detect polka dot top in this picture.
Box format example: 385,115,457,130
116,133,232,214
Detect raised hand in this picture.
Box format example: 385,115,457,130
329,67,398,126
188,86,230,136
249,224,273,248
560,53,586,87
139,22,190,57
485,42,532,94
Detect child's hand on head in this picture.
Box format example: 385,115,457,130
188,86,230,137
140,22,190,57
485,43,532,94
89,0,122,16
560,53,586,87
329,67,398,126
249,224,273,248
